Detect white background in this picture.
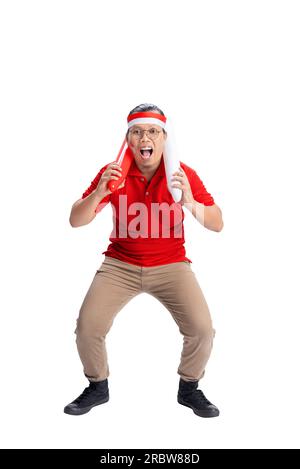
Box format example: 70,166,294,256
1,0,299,449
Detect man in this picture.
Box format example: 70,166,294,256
64,103,223,417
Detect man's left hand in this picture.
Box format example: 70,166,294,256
171,167,194,205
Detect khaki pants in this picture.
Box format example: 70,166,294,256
75,256,215,382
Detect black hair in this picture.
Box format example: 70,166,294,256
128,103,165,116
126,103,166,138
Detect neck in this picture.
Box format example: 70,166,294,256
135,157,162,181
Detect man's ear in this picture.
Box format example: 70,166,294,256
163,131,168,140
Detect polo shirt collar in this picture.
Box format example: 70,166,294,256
128,156,166,179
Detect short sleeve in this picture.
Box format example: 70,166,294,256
189,170,215,206
81,165,111,212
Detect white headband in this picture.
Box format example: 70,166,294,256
128,117,166,129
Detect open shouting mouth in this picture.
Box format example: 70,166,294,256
139,146,153,160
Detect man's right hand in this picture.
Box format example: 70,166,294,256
95,162,125,198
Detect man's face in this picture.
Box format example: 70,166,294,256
127,123,167,169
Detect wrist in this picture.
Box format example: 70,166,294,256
94,188,107,201
183,195,195,208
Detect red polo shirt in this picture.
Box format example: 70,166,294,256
81,157,215,267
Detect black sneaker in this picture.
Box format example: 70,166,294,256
177,378,219,418
64,379,109,415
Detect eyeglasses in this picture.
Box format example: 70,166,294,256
129,127,163,140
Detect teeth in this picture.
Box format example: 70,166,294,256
141,147,152,150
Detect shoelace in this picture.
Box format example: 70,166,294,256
189,390,213,406
74,386,96,404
